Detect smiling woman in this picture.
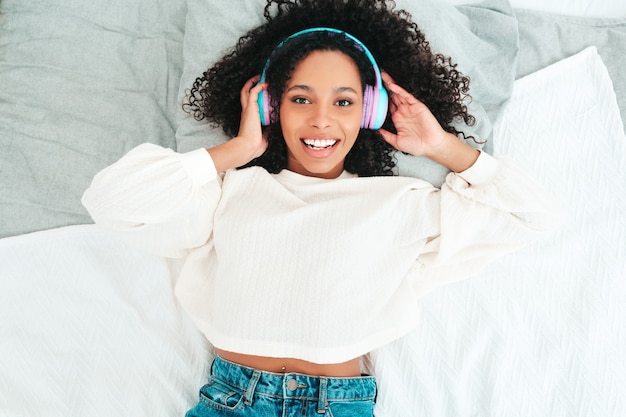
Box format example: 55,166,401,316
279,50,362,178
81,1,561,416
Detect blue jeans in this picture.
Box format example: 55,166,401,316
186,356,377,416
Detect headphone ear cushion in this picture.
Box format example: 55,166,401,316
373,86,389,130
361,85,388,130
361,85,374,129
258,90,273,126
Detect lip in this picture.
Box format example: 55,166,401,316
300,137,340,158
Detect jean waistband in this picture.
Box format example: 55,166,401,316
211,355,377,403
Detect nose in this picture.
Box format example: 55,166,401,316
309,103,333,128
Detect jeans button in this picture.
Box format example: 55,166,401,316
287,379,298,391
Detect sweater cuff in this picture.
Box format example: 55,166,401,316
178,148,218,187
456,151,500,185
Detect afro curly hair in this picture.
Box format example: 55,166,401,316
183,0,475,177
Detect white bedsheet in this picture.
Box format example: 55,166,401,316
369,46,626,417
1,48,624,417
0,226,209,416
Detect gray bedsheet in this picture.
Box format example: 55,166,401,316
0,0,186,238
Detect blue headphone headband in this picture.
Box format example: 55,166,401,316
257,27,388,130
258,27,384,93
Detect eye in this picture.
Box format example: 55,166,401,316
292,97,310,104
336,99,353,107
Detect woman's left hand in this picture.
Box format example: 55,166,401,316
379,72,451,157
379,72,480,172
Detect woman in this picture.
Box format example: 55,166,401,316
82,1,559,415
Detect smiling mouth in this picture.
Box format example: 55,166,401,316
302,138,338,150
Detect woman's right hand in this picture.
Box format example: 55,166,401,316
236,75,269,159
207,76,269,172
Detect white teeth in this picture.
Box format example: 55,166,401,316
303,139,337,149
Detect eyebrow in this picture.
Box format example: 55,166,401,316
286,85,359,94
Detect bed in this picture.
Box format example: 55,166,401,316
1,0,624,416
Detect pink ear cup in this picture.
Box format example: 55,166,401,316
361,85,372,129
361,85,373,129
361,84,387,130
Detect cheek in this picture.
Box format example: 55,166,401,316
279,117,296,141
348,103,364,132
278,106,297,135
345,116,362,140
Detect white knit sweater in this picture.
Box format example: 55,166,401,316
82,143,560,363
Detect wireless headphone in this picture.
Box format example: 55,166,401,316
257,27,388,130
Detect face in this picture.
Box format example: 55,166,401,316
279,50,363,179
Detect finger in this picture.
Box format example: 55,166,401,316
244,74,261,88
248,82,266,108
386,82,417,103
241,78,266,109
382,71,415,103
388,87,406,107
388,88,414,112
241,75,259,95
381,71,396,88
240,79,252,108
388,99,398,115
378,128,399,149
249,80,266,97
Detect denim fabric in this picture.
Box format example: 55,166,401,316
186,356,377,416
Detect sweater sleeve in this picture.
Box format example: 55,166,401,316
81,143,221,258
411,151,562,294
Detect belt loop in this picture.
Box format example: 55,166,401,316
209,357,216,375
317,377,328,414
244,370,261,406
208,357,217,383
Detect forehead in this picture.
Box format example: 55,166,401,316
288,50,362,86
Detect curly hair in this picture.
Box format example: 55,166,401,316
183,0,475,177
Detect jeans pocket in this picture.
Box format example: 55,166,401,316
199,377,245,413
327,399,375,417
